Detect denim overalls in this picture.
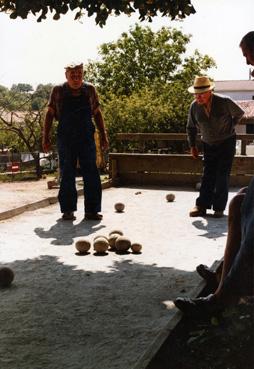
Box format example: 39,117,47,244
57,85,102,214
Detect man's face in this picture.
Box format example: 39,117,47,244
194,90,212,105
241,45,254,67
65,67,83,89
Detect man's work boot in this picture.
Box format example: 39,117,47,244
189,206,206,217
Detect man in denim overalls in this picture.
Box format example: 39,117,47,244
42,62,108,221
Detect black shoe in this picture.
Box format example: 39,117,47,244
174,294,224,317
189,206,206,217
196,264,218,289
62,212,76,221
84,213,103,220
213,210,224,218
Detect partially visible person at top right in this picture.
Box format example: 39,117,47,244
173,31,254,317
240,31,254,72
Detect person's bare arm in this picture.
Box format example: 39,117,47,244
94,107,109,151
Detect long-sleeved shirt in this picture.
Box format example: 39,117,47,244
186,93,245,146
47,82,100,121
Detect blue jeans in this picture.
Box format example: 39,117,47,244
196,136,236,211
57,139,102,214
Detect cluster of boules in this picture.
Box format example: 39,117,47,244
75,229,142,255
108,230,142,254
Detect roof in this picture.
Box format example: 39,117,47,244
215,80,254,91
237,100,254,123
0,111,35,124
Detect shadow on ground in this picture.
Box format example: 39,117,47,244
0,256,199,369
34,219,106,245
192,215,228,239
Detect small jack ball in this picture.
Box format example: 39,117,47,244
114,202,125,212
131,243,142,253
0,267,14,288
166,193,175,202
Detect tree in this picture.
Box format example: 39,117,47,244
11,83,33,93
1,0,196,26
0,89,49,178
31,84,53,110
85,25,216,150
85,25,215,98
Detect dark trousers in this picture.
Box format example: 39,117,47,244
196,136,236,211
57,139,102,214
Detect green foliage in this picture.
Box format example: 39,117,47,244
102,81,193,152
86,25,190,96
31,84,53,110
11,83,33,93
0,83,54,153
1,0,196,26
86,25,215,98
85,25,216,150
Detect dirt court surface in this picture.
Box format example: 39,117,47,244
0,184,239,369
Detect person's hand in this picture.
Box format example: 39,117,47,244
190,146,199,159
100,135,109,151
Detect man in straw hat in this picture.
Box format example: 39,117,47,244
43,62,108,221
187,75,244,218
174,32,254,317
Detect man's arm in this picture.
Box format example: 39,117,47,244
93,107,109,151
227,99,245,126
42,107,54,153
186,104,199,159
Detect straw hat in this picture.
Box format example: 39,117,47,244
188,76,215,94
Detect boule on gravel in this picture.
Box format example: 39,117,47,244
108,229,124,237
166,193,175,202
75,239,91,254
108,233,120,250
114,202,125,212
93,234,109,242
115,236,131,252
131,243,142,253
93,237,109,254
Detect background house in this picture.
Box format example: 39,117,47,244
215,80,254,134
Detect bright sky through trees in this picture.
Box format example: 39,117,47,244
0,0,253,88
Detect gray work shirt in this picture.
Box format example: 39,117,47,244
186,93,245,146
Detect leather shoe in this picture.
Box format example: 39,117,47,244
84,213,103,220
196,264,218,289
189,206,206,217
62,212,76,221
174,294,223,317
213,210,224,218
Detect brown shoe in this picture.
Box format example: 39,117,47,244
62,212,76,221
189,206,206,217
84,213,103,220
213,211,224,218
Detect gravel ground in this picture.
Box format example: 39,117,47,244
0,182,240,369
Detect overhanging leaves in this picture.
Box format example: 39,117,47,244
0,1,196,26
